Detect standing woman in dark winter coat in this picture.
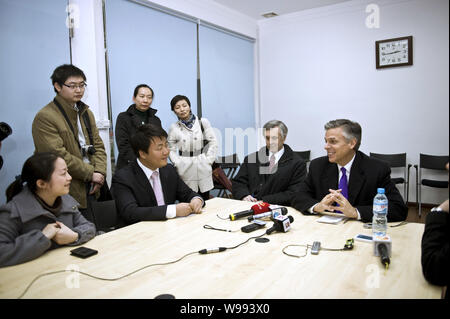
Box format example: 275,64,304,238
115,84,162,170
0,152,96,267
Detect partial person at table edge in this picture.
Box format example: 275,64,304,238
421,162,449,299
291,119,408,222
111,124,204,225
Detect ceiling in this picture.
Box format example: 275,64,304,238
210,0,352,20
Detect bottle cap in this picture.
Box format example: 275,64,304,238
377,188,385,194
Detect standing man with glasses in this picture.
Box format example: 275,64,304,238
32,64,107,221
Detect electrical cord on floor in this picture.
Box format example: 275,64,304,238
17,231,267,299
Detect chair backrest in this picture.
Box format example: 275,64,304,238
217,153,240,169
419,153,449,170
212,154,240,194
90,199,123,233
295,150,311,162
370,152,406,168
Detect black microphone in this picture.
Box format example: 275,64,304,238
229,202,271,221
266,215,294,235
377,243,390,266
373,235,392,268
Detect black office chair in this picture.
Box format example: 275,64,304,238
414,153,449,218
295,150,311,162
295,150,311,171
212,153,240,198
90,199,124,233
370,152,412,203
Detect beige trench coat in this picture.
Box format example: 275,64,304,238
168,117,218,193
32,95,107,208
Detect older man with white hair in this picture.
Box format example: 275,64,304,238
232,120,306,206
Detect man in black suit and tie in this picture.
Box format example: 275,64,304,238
291,119,407,222
232,120,306,206
111,124,203,225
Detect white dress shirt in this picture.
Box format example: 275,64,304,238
137,159,177,219
74,105,90,164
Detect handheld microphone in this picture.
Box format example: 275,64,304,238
248,206,288,221
373,235,392,267
229,202,270,221
266,215,294,235
377,244,390,266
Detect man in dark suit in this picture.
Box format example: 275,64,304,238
111,124,203,225
232,120,306,206
291,119,407,222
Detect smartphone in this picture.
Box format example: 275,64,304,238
241,220,266,233
354,234,373,243
311,241,321,255
70,247,98,259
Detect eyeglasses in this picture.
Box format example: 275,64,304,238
63,82,87,90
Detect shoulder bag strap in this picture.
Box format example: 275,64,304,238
80,106,94,146
53,98,81,150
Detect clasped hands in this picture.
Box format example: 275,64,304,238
42,221,79,245
176,197,204,217
89,172,105,195
313,189,358,219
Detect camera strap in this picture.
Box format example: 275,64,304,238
81,110,94,146
53,98,94,149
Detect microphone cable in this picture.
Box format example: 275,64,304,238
225,232,266,250
282,244,310,258
216,213,229,220
282,239,354,258
203,224,239,232
17,231,267,298
17,250,198,299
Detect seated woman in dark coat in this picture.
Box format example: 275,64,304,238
0,152,96,267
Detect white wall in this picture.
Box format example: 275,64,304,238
69,0,112,183
258,0,449,205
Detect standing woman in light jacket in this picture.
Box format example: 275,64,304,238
0,152,96,267
115,84,162,170
168,95,218,201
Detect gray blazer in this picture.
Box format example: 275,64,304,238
0,187,96,267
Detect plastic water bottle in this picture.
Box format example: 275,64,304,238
372,188,388,237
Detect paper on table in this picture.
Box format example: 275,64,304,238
316,215,346,224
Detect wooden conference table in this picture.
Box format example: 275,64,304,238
0,198,442,299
